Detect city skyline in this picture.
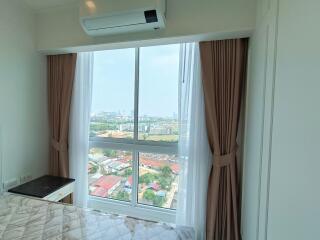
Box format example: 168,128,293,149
90,110,178,119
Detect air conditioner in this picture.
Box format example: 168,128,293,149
80,0,166,36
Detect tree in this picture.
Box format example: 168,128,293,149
103,149,117,157
122,168,132,177
115,191,130,201
90,122,118,131
153,196,166,207
143,189,155,201
142,134,148,140
161,166,172,178
139,173,156,185
158,176,171,190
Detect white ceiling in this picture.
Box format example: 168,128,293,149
23,0,78,10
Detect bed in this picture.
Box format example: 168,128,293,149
0,193,194,240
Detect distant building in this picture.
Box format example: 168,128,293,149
103,161,130,173
91,187,109,198
149,126,172,135
170,163,180,174
88,172,103,186
156,190,166,197
89,155,112,164
138,124,149,133
140,158,180,174
148,182,160,191
124,176,133,193
108,161,129,171
91,175,122,198
119,123,134,132
118,156,131,164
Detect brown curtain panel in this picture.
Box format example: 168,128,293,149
200,38,248,240
47,54,77,180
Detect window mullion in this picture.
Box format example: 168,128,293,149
131,150,139,206
132,48,140,207
133,47,140,142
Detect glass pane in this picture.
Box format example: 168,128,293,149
90,49,135,139
88,148,132,202
138,44,180,142
138,152,180,209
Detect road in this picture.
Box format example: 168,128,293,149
163,176,178,208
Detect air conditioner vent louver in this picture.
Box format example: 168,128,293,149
83,11,146,31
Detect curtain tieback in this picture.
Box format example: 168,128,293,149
51,139,68,152
213,146,238,168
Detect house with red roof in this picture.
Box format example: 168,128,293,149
140,158,180,174
91,187,108,198
170,163,180,174
91,175,122,198
148,182,160,191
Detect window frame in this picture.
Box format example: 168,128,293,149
88,47,180,223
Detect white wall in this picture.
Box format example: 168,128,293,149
242,0,320,239
267,0,320,239
35,0,256,52
0,0,48,188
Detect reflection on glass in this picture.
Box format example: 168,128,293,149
90,49,135,139
88,148,132,202
138,44,180,142
138,152,179,209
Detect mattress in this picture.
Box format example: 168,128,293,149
0,193,194,240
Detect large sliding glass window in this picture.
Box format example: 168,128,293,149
88,44,181,220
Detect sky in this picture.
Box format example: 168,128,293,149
91,44,180,118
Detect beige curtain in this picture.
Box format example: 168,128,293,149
200,39,248,240
47,54,77,180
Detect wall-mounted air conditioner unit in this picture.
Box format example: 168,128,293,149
80,0,166,36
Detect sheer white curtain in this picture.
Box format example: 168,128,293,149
176,43,212,240
69,52,94,208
